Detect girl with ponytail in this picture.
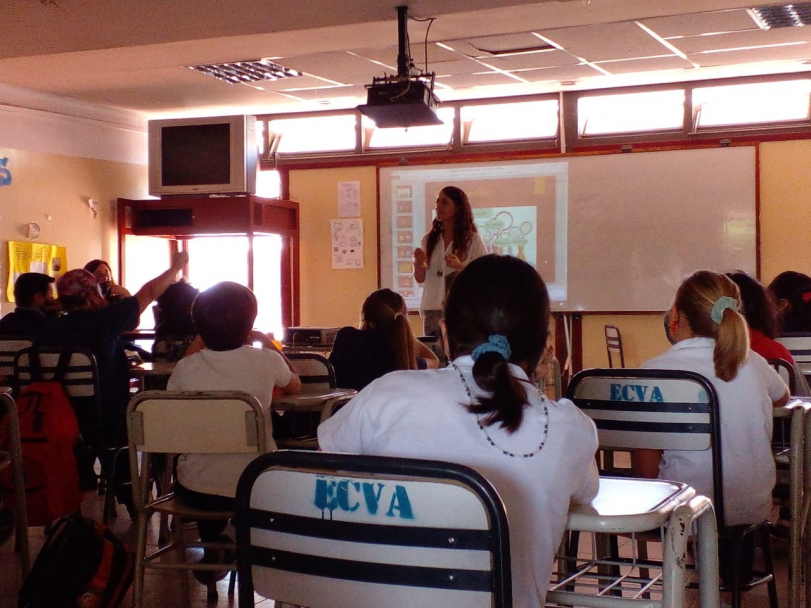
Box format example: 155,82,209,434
639,270,789,529
320,255,599,608
329,288,438,391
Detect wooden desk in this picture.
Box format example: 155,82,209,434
130,361,176,391
549,477,719,608
273,388,356,414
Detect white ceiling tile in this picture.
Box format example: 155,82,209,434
475,49,580,71
687,42,811,66
594,55,695,75
539,22,673,62
352,43,463,67
247,74,337,92
513,63,605,83
463,32,553,54
672,26,811,53
278,52,382,85
275,84,368,102
431,57,492,75
434,72,524,89
639,9,759,39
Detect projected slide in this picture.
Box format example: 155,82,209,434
380,161,568,311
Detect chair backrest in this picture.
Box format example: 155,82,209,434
286,353,337,393
776,332,811,370
127,390,267,456
235,450,511,608
14,346,100,399
767,357,796,395
566,368,725,526
604,325,625,368
0,338,33,379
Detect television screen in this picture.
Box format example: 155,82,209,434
148,115,257,196
161,124,232,187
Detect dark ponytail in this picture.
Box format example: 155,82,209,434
444,254,550,434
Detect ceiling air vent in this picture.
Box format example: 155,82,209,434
189,59,301,84
750,3,811,28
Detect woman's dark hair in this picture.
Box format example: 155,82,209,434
726,271,779,339
768,271,811,333
191,282,257,351
82,259,112,277
425,186,478,264
155,280,200,339
360,288,416,371
444,254,550,433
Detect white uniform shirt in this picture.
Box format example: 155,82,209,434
169,346,290,497
643,337,787,526
318,356,599,608
418,232,487,314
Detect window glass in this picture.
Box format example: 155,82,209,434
269,115,356,154
462,100,559,142
123,234,171,329
694,80,811,128
578,90,685,136
366,107,455,149
256,169,281,198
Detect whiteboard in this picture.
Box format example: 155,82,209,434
379,146,756,312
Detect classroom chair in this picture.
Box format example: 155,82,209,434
286,352,337,392
0,392,30,577
126,390,268,608
235,450,512,608
13,346,126,523
776,332,811,374
566,368,777,608
0,338,32,391
768,357,796,395
604,325,625,368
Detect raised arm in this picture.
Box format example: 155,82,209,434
134,251,188,314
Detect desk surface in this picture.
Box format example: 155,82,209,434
130,361,176,377
273,388,357,412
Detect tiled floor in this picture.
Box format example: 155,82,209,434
0,490,802,608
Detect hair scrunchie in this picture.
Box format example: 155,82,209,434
471,335,511,362
710,296,737,325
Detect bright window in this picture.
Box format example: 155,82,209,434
123,234,171,329
269,114,356,154
578,90,685,136
186,235,283,340
366,107,455,149
693,80,811,128
256,169,281,198
462,100,559,143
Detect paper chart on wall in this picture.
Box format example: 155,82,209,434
337,181,361,217
7,241,68,302
331,219,363,269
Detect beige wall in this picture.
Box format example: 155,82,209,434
0,147,146,315
290,166,379,328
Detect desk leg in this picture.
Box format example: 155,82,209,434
804,413,811,608
664,496,717,608
788,408,804,608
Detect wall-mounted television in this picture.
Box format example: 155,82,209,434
148,115,257,196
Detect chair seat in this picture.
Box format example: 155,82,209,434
147,493,235,521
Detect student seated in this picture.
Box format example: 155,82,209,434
329,288,438,391
319,255,599,608
0,272,58,337
83,259,131,302
637,270,789,581
167,281,300,582
152,279,200,362
768,270,811,333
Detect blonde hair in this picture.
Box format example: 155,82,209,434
674,270,749,382
360,289,418,371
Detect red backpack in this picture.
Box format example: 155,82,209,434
0,349,83,526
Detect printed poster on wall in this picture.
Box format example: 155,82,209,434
337,181,361,217
7,241,68,302
331,219,363,269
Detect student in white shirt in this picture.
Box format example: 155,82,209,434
412,186,487,337
637,270,788,583
320,254,599,608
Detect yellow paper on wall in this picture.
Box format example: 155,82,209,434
7,241,68,302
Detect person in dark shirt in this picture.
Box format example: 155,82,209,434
36,252,189,447
0,272,57,337
329,288,438,391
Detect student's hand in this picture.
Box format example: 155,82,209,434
171,251,189,272
107,284,131,299
413,248,427,269
444,253,463,270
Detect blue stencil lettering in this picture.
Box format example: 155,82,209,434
0,158,11,187
385,485,414,519
314,478,339,519
361,482,384,515
337,480,360,512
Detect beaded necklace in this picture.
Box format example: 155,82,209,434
451,362,549,458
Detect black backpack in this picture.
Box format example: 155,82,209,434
18,514,134,608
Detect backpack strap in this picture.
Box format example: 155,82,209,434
51,348,74,384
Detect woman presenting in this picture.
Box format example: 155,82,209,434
413,186,486,336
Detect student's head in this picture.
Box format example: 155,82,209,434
672,270,748,381
726,271,780,339
56,269,106,312
156,280,200,323
359,288,416,371
83,260,114,294
444,254,550,432
360,288,405,330
768,271,811,333
14,273,55,310
191,282,257,351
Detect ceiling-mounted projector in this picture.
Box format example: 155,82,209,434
358,6,441,128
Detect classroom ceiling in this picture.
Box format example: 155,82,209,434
3,0,811,118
